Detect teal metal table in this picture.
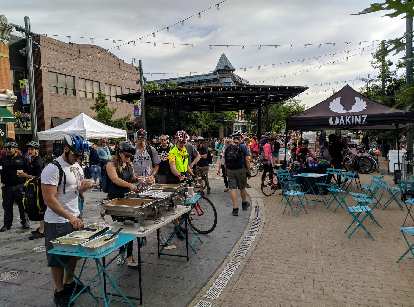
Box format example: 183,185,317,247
48,232,136,307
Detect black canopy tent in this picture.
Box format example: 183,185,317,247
284,84,414,169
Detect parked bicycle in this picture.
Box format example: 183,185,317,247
183,177,217,234
343,146,376,174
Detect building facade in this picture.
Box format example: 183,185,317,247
7,26,139,145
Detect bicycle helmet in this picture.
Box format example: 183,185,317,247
175,130,189,142
26,141,40,149
118,141,136,156
136,128,147,139
63,134,89,155
4,141,19,148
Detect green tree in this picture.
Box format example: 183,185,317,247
91,92,132,129
267,100,305,133
91,92,116,125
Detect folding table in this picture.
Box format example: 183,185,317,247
110,204,192,305
48,232,137,307
294,173,328,195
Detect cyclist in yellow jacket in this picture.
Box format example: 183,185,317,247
168,130,193,183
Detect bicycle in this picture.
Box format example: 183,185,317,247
260,167,280,197
182,177,218,234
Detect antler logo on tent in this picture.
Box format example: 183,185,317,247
329,97,367,114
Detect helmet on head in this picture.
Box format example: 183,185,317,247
175,130,189,142
27,141,40,149
63,134,89,155
118,141,136,156
136,129,147,139
4,141,18,149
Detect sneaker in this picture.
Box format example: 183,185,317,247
0,225,11,232
242,201,251,211
116,254,126,265
127,258,138,268
224,188,229,192
21,222,30,230
29,230,44,240
64,281,89,297
232,208,239,216
53,289,70,307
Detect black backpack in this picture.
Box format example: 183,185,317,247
51,160,67,193
225,144,243,170
23,177,46,221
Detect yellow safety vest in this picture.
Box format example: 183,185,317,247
168,145,189,173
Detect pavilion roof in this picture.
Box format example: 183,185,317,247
117,85,308,112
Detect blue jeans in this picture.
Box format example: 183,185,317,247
89,164,101,183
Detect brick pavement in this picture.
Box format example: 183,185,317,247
212,174,414,307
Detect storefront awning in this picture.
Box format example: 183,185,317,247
0,107,15,123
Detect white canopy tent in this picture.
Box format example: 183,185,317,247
38,113,127,140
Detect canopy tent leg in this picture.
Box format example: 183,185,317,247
283,125,289,169
257,105,262,138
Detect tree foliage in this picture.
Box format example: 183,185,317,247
91,92,133,130
356,0,414,18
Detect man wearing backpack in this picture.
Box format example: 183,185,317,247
41,134,94,307
133,129,160,183
18,141,45,240
224,133,251,216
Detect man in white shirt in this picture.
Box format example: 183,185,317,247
41,134,94,307
133,129,160,183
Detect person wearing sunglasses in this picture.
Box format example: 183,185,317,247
155,135,174,183
105,141,141,267
133,129,160,184
41,134,95,307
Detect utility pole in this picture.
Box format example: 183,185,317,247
24,16,38,141
138,59,146,130
406,1,413,174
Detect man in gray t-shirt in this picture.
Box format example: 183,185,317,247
186,142,201,171
133,129,160,183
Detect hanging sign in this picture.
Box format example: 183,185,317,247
133,100,141,117
19,79,30,105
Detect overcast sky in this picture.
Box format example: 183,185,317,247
3,0,407,107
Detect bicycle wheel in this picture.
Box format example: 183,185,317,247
188,196,217,234
358,156,373,174
261,177,277,197
249,164,259,177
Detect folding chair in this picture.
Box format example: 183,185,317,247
382,185,404,210
344,194,382,240
396,227,414,263
402,198,414,227
326,186,348,211
341,171,361,192
281,181,307,216
361,177,384,209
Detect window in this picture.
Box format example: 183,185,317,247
116,86,122,102
104,84,110,101
110,85,117,102
48,72,75,96
78,78,100,99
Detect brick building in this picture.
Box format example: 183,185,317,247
8,28,139,144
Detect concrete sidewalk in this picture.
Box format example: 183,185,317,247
0,174,251,307
199,174,414,307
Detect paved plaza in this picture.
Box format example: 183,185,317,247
210,175,414,307
0,175,250,307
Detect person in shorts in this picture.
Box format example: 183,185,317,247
41,134,94,307
224,133,251,216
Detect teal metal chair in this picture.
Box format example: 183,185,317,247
326,186,348,211
344,193,382,240
397,226,414,263
361,176,385,209
281,180,307,216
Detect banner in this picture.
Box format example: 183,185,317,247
19,79,29,105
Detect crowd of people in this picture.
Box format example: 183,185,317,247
0,129,255,306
